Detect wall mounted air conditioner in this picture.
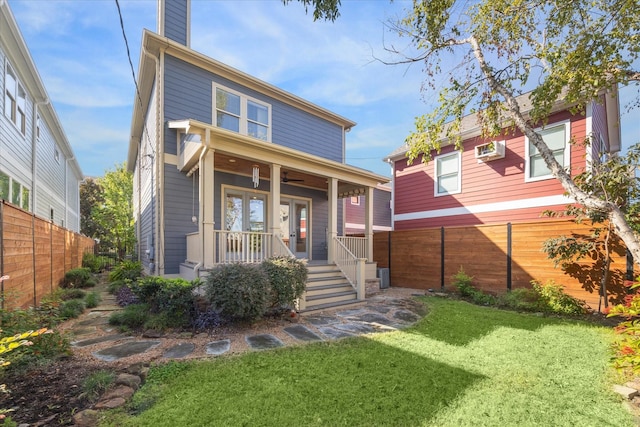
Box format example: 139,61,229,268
475,140,505,162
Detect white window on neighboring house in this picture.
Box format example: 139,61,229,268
350,196,360,206
214,85,271,141
525,121,571,182
4,64,26,135
435,151,461,196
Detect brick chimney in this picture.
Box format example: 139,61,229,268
157,0,190,47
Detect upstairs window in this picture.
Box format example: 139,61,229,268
525,121,570,181
214,86,270,141
4,64,26,135
435,151,461,196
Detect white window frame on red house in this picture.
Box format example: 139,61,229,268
213,84,271,142
434,151,461,197
524,120,571,182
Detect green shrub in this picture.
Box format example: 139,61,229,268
82,252,104,273
128,277,196,327
262,257,307,309
496,287,541,312
108,279,127,295
7,330,70,370
204,264,269,322
58,299,85,320
57,288,86,301
109,304,149,330
532,280,586,315
451,267,496,306
85,292,101,309
82,370,115,402
108,260,142,283
61,268,95,289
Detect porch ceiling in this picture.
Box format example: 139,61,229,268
170,119,389,195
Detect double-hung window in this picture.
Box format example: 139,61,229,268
435,151,461,196
214,85,270,141
525,121,570,181
4,64,26,135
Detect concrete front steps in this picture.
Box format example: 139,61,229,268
302,263,364,313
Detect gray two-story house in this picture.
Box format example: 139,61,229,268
127,0,389,310
0,1,82,232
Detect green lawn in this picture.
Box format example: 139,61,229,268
102,297,634,427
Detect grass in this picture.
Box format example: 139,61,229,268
102,297,634,426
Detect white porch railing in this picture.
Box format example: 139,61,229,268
186,231,295,265
336,236,367,260
333,237,366,300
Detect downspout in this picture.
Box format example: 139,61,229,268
142,45,160,274
32,98,50,215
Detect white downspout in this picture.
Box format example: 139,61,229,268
141,46,161,274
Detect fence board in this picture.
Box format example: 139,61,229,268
375,219,639,311
0,202,94,309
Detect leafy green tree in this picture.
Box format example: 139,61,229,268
288,0,640,264
80,177,106,239
382,0,640,266
93,163,135,259
282,0,341,21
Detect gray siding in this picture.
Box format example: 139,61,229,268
163,54,344,161
34,112,65,223
163,0,188,46
162,163,198,274
137,84,158,271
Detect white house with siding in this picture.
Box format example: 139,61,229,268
0,0,83,232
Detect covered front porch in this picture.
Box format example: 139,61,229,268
171,119,388,309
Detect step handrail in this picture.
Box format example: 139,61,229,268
332,237,366,300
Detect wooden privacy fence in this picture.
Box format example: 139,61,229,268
373,219,639,310
0,201,95,309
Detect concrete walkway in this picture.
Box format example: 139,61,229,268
65,284,427,365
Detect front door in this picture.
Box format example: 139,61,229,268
279,199,309,259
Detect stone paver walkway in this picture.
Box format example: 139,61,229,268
66,284,427,364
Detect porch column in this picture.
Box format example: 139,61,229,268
201,131,215,269
364,186,374,262
269,164,281,255
327,177,338,263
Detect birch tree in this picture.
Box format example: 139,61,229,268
393,0,640,266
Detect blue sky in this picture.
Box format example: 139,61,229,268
8,0,640,178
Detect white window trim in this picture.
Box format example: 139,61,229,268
434,151,462,197
524,120,571,183
4,62,26,136
350,196,360,206
212,84,272,142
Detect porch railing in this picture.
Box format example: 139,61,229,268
336,236,367,260
186,231,295,265
333,237,366,300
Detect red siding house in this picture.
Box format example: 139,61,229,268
344,184,392,235
386,91,621,230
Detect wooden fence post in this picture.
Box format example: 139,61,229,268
507,223,512,291
32,214,36,307
440,226,445,291
0,202,3,310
